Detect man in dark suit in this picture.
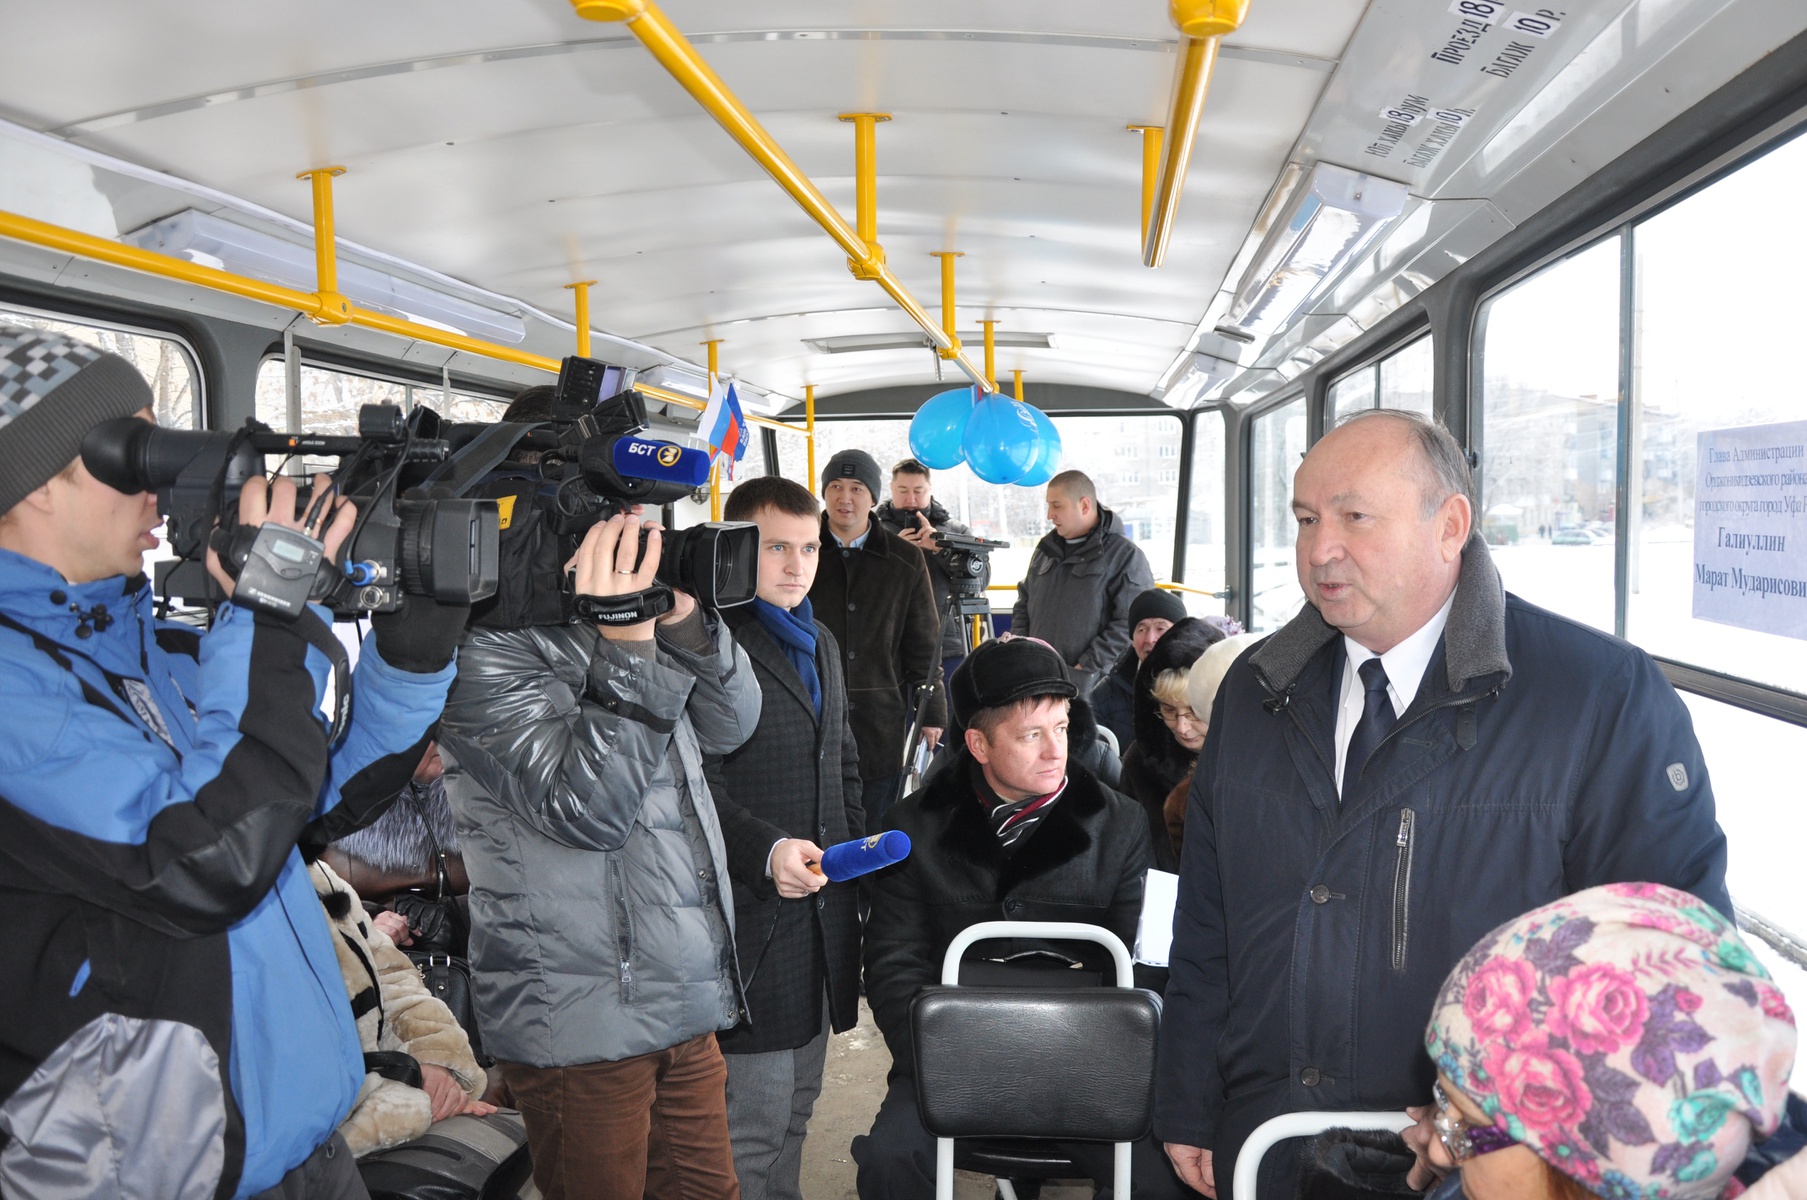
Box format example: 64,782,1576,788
709,475,866,1200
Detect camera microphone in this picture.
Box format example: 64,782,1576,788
609,437,712,488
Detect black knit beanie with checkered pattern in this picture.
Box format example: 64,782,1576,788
0,324,154,515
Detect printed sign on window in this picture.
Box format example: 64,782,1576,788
1692,420,1807,641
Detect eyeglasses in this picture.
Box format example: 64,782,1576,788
1157,703,1202,725
1433,1082,1515,1162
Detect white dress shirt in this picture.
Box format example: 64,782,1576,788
1332,591,1456,793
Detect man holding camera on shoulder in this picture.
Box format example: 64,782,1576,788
437,506,761,1200
0,327,460,1200
875,457,975,692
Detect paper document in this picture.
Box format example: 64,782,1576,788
1136,869,1179,965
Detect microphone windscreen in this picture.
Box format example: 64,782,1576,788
611,436,713,487
819,830,912,881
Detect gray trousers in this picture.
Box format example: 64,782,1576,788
723,1013,831,1200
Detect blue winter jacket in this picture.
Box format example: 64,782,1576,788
1152,535,1730,1200
0,549,454,1199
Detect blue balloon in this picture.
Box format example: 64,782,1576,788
909,386,977,469
962,394,1041,484
1015,406,1064,487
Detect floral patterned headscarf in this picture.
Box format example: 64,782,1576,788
1427,883,1796,1200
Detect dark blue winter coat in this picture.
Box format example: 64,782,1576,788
1152,535,1729,1200
0,551,453,1198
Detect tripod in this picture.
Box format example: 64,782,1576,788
899,587,994,778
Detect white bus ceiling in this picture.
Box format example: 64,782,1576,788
2,0,1804,414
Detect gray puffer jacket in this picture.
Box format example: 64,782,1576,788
1010,506,1155,696
438,612,760,1068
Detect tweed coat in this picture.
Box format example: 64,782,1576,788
809,515,948,780
707,606,866,1053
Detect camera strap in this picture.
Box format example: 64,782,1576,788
572,585,676,626
410,421,541,499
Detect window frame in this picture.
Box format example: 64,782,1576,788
1463,124,1807,727
0,299,205,429
1239,387,1310,634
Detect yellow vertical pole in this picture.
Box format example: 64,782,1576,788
1127,126,1165,244
837,112,891,253
703,339,724,519
296,167,351,324
565,281,597,356
1013,369,1025,403
929,252,963,359
980,319,998,390
805,384,817,493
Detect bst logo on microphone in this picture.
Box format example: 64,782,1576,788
613,435,713,486
623,439,684,464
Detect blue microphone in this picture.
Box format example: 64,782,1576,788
611,436,712,487
812,831,913,882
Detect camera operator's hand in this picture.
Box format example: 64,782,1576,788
205,473,356,599
372,592,471,674
895,521,935,550
657,587,696,626
574,513,661,642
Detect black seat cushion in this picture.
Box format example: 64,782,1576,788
911,986,1160,1142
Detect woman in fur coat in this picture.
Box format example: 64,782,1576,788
309,859,493,1156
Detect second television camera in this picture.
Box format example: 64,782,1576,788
462,355,760,626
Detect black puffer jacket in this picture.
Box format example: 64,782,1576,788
1119,618,1223,872
1009,506,1155,696
875,499,974,662
865,751,1150,1077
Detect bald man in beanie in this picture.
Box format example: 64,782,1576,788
0,325,459,1199
811,448,945,824
852,637,1187,1200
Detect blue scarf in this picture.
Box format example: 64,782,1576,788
752,596,821,718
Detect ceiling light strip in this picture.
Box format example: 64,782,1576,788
571,0,997,392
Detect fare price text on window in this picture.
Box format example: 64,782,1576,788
1693,420,1807,641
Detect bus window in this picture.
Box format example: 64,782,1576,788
1249,396,1307,632
1056,416,1182,584
1327,336,1433,425
1184,410,1227,616
1681,690,1807,1087
786,414,1184,600
1477,236,1623,633
0,308,198,430
1329,367,1376,423
1376,336,1433,418
1624,131,1807,696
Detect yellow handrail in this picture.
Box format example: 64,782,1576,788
1142,0,1250,268
570,0,996,392
0,205,815,438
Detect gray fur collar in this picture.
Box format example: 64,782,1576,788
332,779,459,874
1248,531,1511,698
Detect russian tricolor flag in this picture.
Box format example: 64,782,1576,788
700,378,751,478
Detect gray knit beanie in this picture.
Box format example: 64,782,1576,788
821,448,882,503
0,325,155,514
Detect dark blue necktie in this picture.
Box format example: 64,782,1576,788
1341,657,1395,803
